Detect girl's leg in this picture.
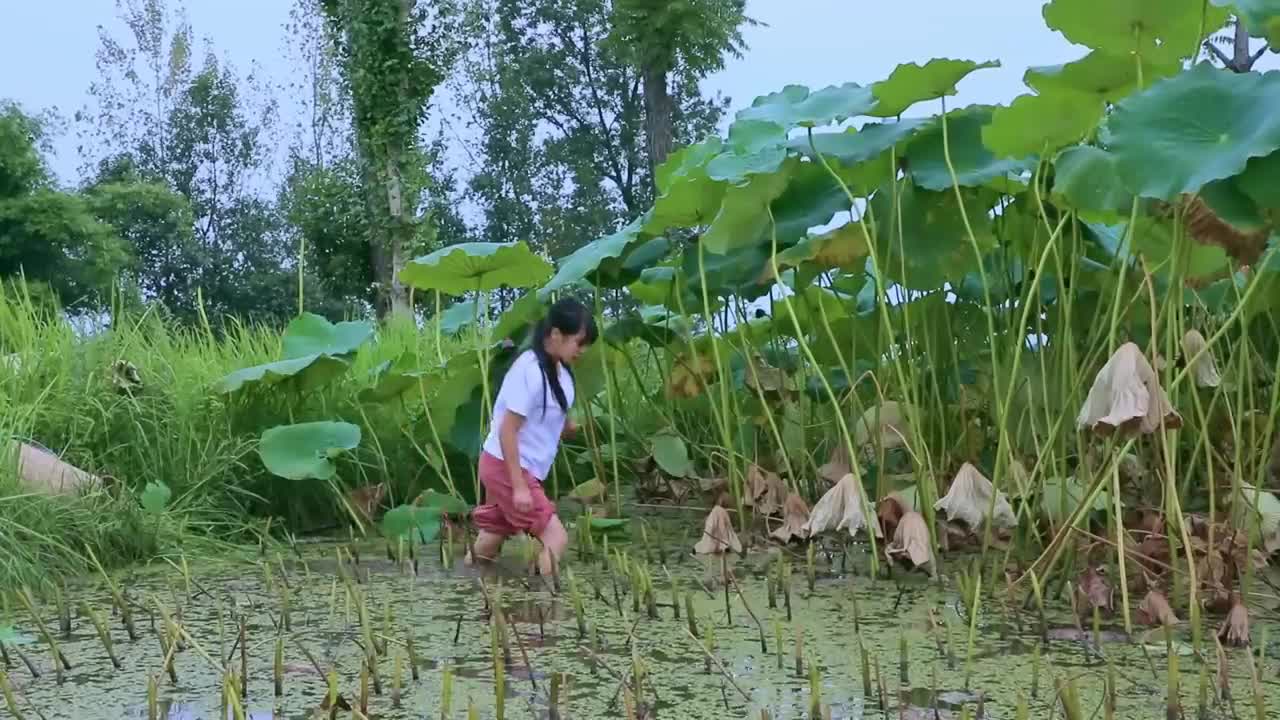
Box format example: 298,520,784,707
534,514,568,578
467,530,507,564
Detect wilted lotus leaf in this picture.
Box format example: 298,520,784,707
744,354,793,396
1180,329,1221,388
746,464,787,516
666,350,717,399
818,442,852,486
770,493,811,543
934,463,1017,530
699,476,728,495
877,495,906,538
1231,483,1280,555
1136,590,1179,627
1075,566,1113,617
804,473,883,539
694,505,742,555
568,479,606,503
1218,592,1249,647
1076,342,1181,435
886,510,933,570
853,402,915,451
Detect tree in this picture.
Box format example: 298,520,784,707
1204,15,1271,72
606,0,753,184
319,0,459,319
453,0,728,264
0,104,131,310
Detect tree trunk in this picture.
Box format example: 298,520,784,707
1234,19,1250,69
642,64,674,192
379,147,412,319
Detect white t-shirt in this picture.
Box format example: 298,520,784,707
482,349,574,481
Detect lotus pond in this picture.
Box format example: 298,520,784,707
1,506,1276,720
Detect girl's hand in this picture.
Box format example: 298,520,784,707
562,418,579,438
512,483,533,513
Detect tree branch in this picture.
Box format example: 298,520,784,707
1203,40,1235,69
1247,43,1270,70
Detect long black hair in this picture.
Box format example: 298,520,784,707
531,297,597,417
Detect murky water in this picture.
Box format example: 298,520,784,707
3,509,1277,719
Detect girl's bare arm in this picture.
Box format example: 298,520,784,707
499,410,527,490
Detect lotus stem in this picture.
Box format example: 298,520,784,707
963,573,981,690
1,670,25,720
359,660,370,715
17,587,70,680
899,632,909,686
81,602,121,670
808,662,822,720
441,663,454,719
147,673,159,720
794,626,805,679
406,633,420,682
1056,676,1084,720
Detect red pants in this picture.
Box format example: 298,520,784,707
472,451,556,537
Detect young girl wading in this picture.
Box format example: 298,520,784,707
467,297,597,577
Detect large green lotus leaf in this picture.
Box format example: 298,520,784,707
701,158,795,254
1024,50,1181,103
1105,62,1280,200
683,242,774,301
438,299,478,336
215,354,350,394
652,137,727,228
604,306,691,348
492,290,545,344
869,59,999,118
809,313,882,367
706,145,789,184
776,282,854,337
1236,150,1280,209
381,504,443,542
727,119,789,154
1086,219,1231,283
734,82,877,132
629,265,706,311
359,352,431,404
1040,477,1110,525
416,489,472,515
1043,0,1228,65
258,421,361,481
871,182,995,290
773,222,871,276
402,242,552,295
611,236,673,283
650,433,693,478
906,106,1036,191
140,480,171,515
982,90,1104,159
1214,0,1280,47
281,313,375,359
541,215,649,298
788,118,931,166
1050,145,1134,221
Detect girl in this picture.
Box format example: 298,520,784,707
467,297,597,577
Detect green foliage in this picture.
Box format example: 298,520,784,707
1042,0,1228,64
401,242,553,295
869,59,999,117
258,421,362,481
140,481,172,515
1104,61,1280,200
381,504,442,541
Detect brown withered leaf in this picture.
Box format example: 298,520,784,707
1180,329,1221,388
934,463,1017,530
886,510,933,571
745,464,787,517
1218,593,1250,647
818,442,851,487
804,473,882,539
1075,566,1113,617
1136,590,1179,627
770,493,811,544
877,495,906,539
1076,342,1181,436
694,505,741,555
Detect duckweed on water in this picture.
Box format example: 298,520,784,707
0,512,1274,719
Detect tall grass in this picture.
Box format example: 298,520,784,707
0,282,473,586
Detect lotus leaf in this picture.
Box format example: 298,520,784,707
1051,145,1133,220
870,59,998,118
734,82,876,132
215,354,350,394
651,433,692,478
380,504,442,542
1104,62,1280,200
1042,0,1227,65
982,90,1104,159
652,137,726,228
402,241,552,295
140,480,171,515
280,313,374,359
1024,50,1180,103
906,106,1036,191
258,421,361,481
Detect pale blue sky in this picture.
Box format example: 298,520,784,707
1,1,1272,186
